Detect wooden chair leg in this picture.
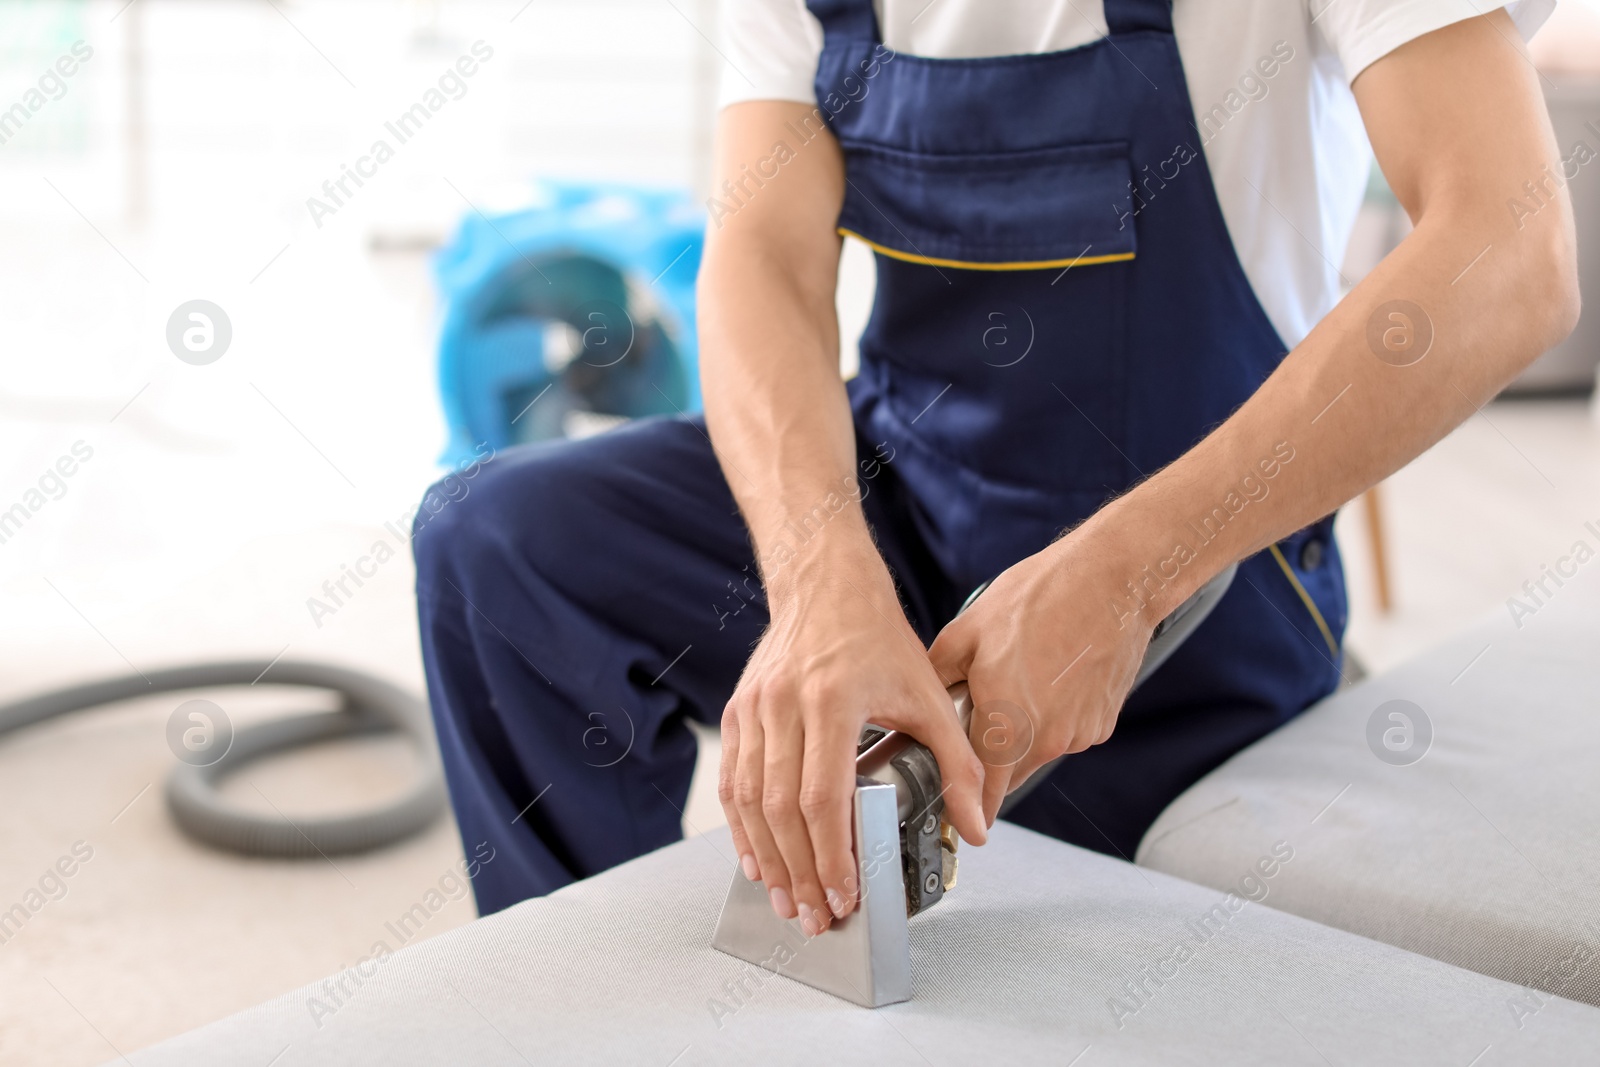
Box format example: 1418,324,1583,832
1363,485,1394,614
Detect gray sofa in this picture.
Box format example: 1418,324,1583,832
125,571,1600,1064
1141,562,1600,1014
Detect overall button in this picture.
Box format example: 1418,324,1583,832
1299,538,1325,571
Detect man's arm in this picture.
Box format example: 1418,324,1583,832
1121,8,1580,597
700,102,987,933
931,10,1581,817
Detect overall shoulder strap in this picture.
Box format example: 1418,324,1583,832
1103,0,1173,35
805,0,881,45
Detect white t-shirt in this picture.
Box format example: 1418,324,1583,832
718,0,1554,349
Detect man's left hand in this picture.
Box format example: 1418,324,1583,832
928,515,1166,826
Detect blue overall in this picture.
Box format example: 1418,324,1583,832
414,0,1347,917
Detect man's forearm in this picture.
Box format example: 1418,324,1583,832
698,103,889,613
1087,12,1580,624
699,239,884,605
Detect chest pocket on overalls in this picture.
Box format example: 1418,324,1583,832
838,139,1136,268
841,138,1140,495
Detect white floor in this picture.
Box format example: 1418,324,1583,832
2,235,1598,1064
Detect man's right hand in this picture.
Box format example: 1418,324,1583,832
717,552,987,937
698,101,983,936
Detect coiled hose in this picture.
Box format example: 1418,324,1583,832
0,661,446,857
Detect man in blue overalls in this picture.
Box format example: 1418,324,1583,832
414,0,1576,933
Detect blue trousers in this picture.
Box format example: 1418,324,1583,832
414,414,1343,916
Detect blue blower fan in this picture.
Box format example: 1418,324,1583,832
0,183,713,862
433,182,705,466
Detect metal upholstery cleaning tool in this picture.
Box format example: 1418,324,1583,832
710,563,1236,1007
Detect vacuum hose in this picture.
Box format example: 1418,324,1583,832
0,661,447,858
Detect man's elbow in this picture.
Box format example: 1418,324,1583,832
1549,259,1582,352
1523,222,1582,355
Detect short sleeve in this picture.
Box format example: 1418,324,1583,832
716,0,825,109
1314,0,1557,82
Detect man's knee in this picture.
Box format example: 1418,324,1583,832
413,449,520,589
411,443,594,594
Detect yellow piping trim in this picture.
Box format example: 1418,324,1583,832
1268,543,1340,659
838,228,1135,272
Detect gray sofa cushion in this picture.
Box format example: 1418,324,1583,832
128,819,1598,1065
1139,566,1600,1014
